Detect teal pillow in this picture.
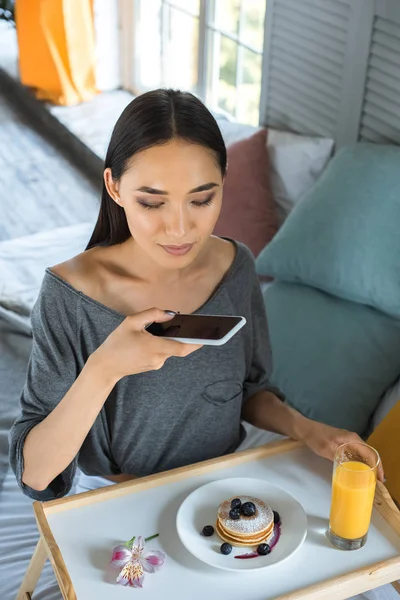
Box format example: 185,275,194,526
257,144,400,318
264,281,400,435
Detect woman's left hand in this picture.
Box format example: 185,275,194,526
301,420,385,483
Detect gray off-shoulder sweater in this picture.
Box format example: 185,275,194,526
9,241,273,501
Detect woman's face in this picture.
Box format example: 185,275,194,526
106,139,224,269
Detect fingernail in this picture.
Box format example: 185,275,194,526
164,310,177,316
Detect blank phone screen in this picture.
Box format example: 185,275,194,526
146,315,242,341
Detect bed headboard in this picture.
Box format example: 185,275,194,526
260,0,400,149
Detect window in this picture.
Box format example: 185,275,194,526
125,0,267,125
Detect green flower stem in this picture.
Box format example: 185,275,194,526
123,533,159,547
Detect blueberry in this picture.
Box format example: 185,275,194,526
241,501,256,517
220,542,232,555
229,508,241,520
257,543,271,556
230,498,241,510
273,511,280,524
202,525,214,537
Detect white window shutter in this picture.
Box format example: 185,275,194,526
359,1,400,144
260,0,375,148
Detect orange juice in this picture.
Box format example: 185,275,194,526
329,461,376,539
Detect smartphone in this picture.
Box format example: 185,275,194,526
145,313,246,346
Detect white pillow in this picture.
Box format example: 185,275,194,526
216,121,334,223
266,129,334,222
216,119,261,148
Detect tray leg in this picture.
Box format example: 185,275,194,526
16,537,47,600
392,581,400,595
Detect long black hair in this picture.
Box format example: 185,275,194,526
86,89,227,250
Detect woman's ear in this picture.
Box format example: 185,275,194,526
104,168,121,205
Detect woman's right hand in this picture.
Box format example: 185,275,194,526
91,308,203,383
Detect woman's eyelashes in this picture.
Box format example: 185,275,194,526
136,200,162,210
191,193,215,207
137,193,216,210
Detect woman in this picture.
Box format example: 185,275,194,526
9,89,381,501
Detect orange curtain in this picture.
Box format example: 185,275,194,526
15,0,97,105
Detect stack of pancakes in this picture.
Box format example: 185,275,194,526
216,495,274,547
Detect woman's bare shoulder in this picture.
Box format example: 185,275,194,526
50,247,102,294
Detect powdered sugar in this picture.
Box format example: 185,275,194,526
218,496,273,534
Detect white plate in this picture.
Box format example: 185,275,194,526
176,477,307,571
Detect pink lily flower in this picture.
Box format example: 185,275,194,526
111,536,165,588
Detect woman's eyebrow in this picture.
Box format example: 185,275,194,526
188,182,219,194
135,182,219,195
135,186,168,195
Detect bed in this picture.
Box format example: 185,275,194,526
3,0,400,595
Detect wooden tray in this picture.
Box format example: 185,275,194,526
17,439,400,600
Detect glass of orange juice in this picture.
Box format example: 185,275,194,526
327,442,380,551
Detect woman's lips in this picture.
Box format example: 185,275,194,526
161,244,194,256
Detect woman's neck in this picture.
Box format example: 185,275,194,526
114,237,211,285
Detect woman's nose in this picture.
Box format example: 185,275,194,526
164,208,190,238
